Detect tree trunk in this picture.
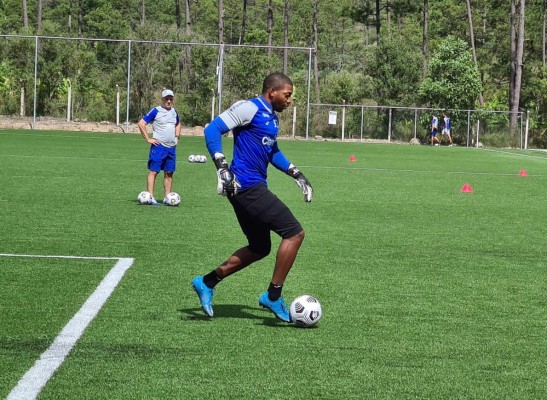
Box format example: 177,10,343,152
543,0,546,67
386,1,391,41
37,0,43,33
422,0,429,77
509,0,525,132
267,0,273,57
376,0,381,43
312,0,320,101
218,0,224,45
22,0,29,28
465,0,484,106
68,0,72,34
175,0,181,36
239,0,248,45
78,0,84,37
283,0,289,74
185,0,191,36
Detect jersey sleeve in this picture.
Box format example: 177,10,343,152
204,117,230,156
270,142,291,172
217,100,259,130
142,107,158,124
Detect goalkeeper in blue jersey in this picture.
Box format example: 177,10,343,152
191,72,313,322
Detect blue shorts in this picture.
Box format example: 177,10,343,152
148,144,176,173
431,128,438,137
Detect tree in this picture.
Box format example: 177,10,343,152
267,0,273,56
422,0,429,77
465,0,484,105
37,0,43,33
22,0,29,28
238,0,248,45
419,36,483,109
283,0,289,73
185,0,191,36
218,0,224,45
312,0,320,100
509,0,525,131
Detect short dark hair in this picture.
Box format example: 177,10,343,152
262,72,293,93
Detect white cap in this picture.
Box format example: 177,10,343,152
162,89,174,98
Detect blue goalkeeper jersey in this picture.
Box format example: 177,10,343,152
204,96,291,190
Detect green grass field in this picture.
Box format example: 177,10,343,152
1,129,546,399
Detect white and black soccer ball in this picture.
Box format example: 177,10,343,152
198,155,207,163
188,155,196,163
165,192,181,206
137,191,152,205
290,295,322,328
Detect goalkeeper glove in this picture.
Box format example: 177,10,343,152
213,153,239,197
287,164,313,203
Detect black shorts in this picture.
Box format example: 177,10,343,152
229,183,303,254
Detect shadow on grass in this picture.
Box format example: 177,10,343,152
178,304,291,327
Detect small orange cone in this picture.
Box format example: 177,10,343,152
461,184,473,193
349,155,357,162
519,169,528,176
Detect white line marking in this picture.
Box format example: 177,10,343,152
481,148,547,160
2,254,134,400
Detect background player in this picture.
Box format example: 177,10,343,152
137,89,181,205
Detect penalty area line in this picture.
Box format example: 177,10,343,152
2,254,134,400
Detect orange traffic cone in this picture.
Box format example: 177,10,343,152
519,169,528,176
349,155,357,162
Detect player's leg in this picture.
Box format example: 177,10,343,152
271,230,304,286
147,145,164,204
251,185,303,322
162,147,176,200
163,172,173,197
192,185,271,317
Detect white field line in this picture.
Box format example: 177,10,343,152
481,147,547,160
1,254,134,400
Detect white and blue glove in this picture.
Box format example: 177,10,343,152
213,153,240,197
287,164,313,203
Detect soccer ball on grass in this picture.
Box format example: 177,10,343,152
137,191,152,205
164,192,181,206
290,295,322,327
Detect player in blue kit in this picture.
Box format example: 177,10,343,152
442,111,453,146
430,113,440,146
137,89,182,205
191,73,313,322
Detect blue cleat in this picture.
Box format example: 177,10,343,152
258,291,291,322
149,197,160,206
192,276,214,317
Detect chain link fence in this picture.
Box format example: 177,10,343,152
308,103,529,148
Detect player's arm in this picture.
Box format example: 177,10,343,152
174,114,181,144
271,144,313,203
204,101,257,197
138,109,159,145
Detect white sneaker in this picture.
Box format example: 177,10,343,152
149,197,159,206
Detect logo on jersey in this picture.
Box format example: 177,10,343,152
262,136,276,147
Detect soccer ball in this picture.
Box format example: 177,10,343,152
290,295,322,328
137,191,152,205
188,155,195,162
165,192,181,206
197,155,207,163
